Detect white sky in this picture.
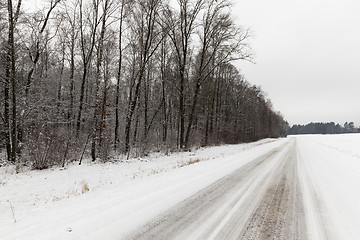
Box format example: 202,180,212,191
232,0,360,126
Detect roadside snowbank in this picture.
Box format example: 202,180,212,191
0,138,284,240
3,134,360,240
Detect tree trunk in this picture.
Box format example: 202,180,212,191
143,65,150,140
91,0,109,161
69,29,75,122
76,68,87,137
133,102,140,147
215,73,221,143
204,89,213,146
184,81,201,149
57,43,65,114
179,69,185,148
99,57,110,159
114,3,124,148
124,0,160,153
4,55,11,162
7,0,17,163
124,74,143,153
161,56,167,142
76,0,99,137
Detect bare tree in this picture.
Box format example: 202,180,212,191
24,0,61,97
123,0,163,154
162,0,206,149
16,0,61,157
184,0,252,148
114,0,130,148
5,0,22,162
76,0,100,137
91,0,113,161
59,0,80,122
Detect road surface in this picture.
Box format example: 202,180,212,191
124,139,330,240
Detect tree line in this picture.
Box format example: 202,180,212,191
289,122,359,135
0,0,288,169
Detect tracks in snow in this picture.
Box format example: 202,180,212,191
124,139,328,240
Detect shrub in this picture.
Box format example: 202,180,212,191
25,124,71,170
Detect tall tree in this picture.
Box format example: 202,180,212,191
24,0,61,97
184,0,252,148
123,0,163,153
114,0,130,148
61,0,80,122
76,0,100,136
6,0,21,162
163,0,205,148
91,0,112,161
18,0,61,156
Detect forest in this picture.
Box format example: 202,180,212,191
0,0,288,169
289,122,359,135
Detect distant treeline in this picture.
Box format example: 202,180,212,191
289,122,360,135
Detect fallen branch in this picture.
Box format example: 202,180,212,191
7,200,16,223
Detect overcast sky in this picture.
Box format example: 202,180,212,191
232,0,360,126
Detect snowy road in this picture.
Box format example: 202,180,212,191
124,139,316,240
3,135,360,239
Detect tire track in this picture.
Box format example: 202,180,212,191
123,143,287,240
297,138,335,240
238,139,307,240
123,139,325,240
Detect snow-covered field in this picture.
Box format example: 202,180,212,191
1,134,360,239
296,134,360,239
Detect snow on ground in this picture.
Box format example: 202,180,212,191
2,134,360,240
296,134,360,240
0,138,282,240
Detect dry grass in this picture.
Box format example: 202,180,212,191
81,180,89,194
52,187,81,202
178,158,201,168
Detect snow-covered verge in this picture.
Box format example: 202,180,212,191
0,138,283,240
296,134,360,240
3,134,360,240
